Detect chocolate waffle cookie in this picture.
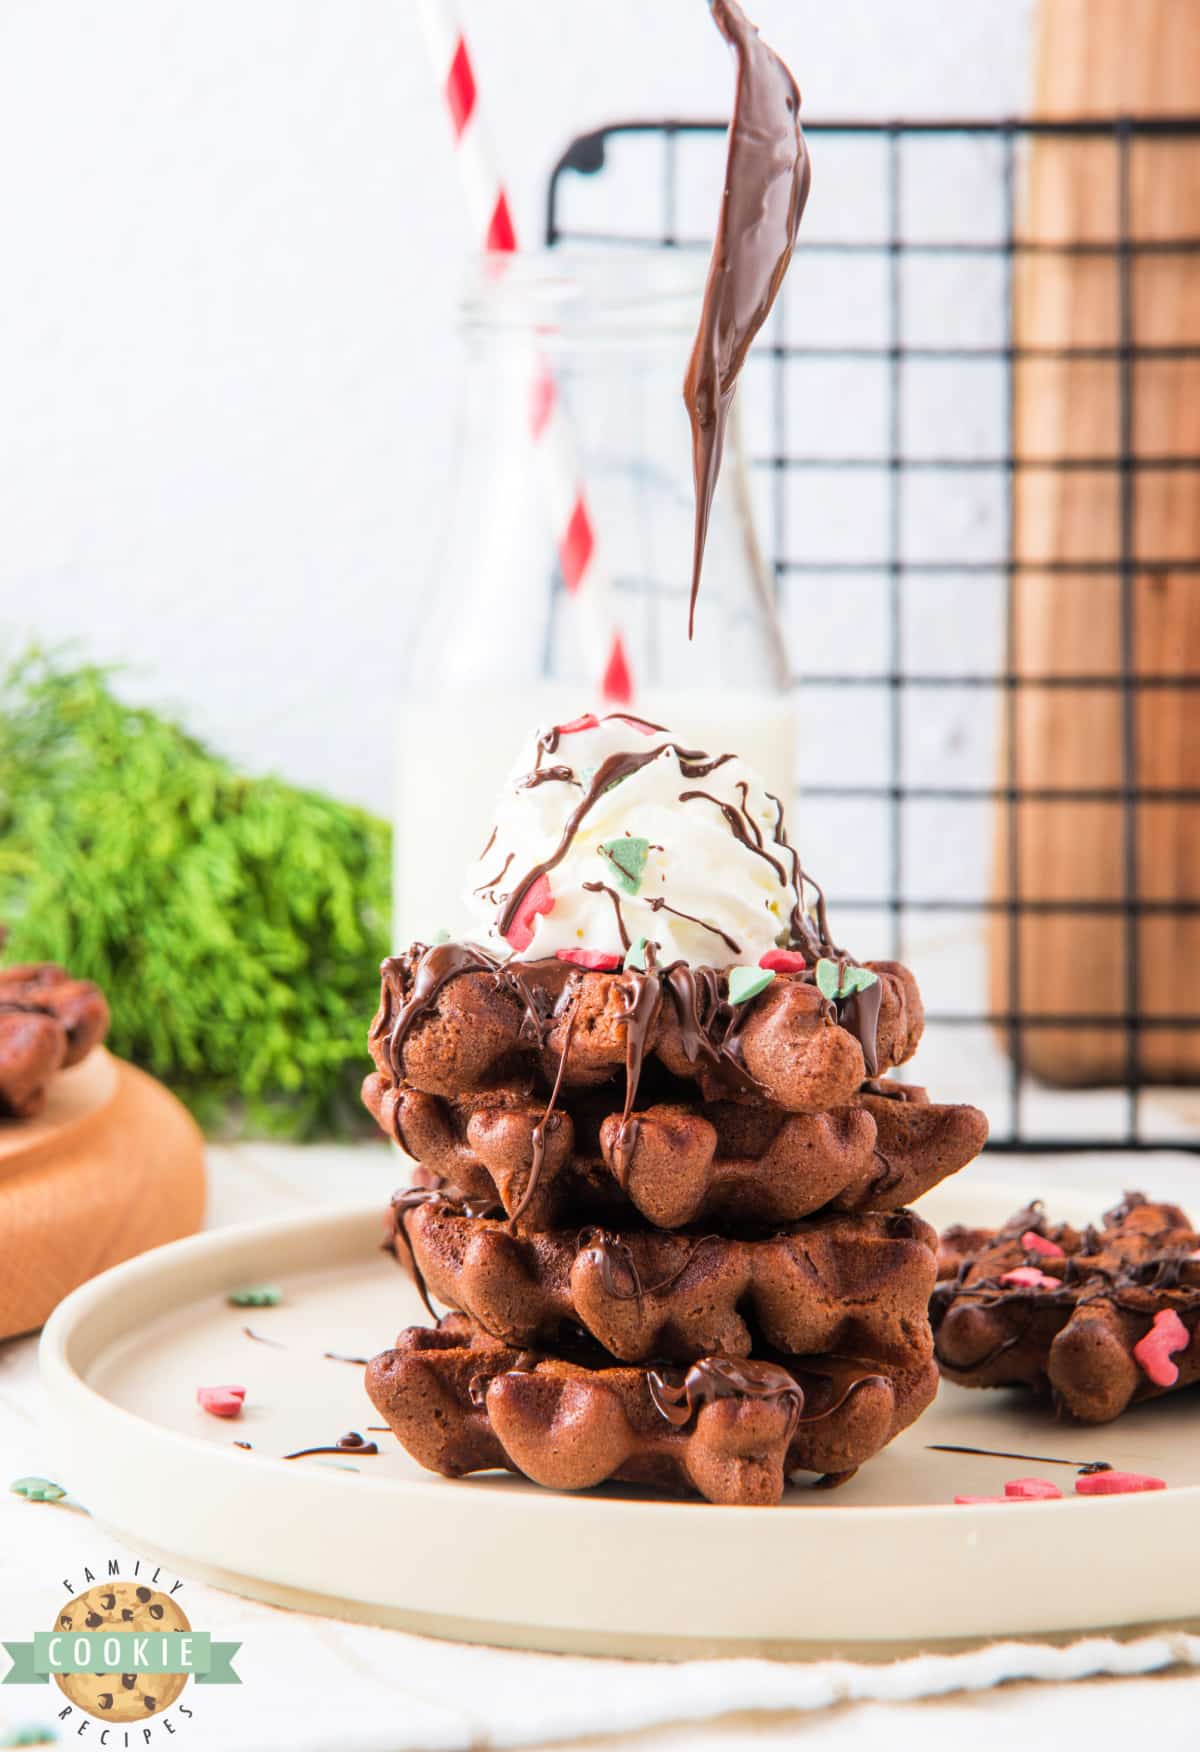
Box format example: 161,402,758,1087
369,944,923,1113
392,1194,938,1366
0,962,110,1118
364,1072,986,1229
367,1313,939,1506
933,1193,1200,1422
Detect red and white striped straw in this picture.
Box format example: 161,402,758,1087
416,0,634,704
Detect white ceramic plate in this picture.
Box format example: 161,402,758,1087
40,1178,1200,1657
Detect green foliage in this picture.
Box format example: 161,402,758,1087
0,653,391,1139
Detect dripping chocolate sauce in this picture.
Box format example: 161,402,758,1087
683,0,810,633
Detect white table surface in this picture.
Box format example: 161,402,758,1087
3,1138,1199,1752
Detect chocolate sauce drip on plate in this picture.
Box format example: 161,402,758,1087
323,1351,369,1365
927,1443,1112,1474
284,1431,380,1461
683,0,810,634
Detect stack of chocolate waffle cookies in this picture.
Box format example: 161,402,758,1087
363,716,988,1504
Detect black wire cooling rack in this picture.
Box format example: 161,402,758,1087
546,117,1200,1154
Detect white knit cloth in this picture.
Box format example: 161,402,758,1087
2,1141,1198,1752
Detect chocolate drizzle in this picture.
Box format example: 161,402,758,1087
647,1356,805,1439
646,896,740,956
519,765,580,790
614,969,663,1129
927,1443,1112,1474
511,994,579,1222
499,746,672,936
472,852,514,896
683,0,810,633
283,1431,379,1461
678,790,789,885
374,941,501,1075
575,1229,723,1301
839,978,883,1079
582,880,632,949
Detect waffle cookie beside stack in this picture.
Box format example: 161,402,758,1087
363,715,987,1504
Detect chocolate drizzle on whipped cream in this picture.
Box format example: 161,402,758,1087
683,0,810,633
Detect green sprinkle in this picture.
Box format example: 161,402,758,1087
432,928,451,945
816,958,879,1001
624,937,649,971
226,1284,282,1308
10,1477,66,1503
840,964,879,996
599,837,650,895
815,958,840,1001
727,966,775,1006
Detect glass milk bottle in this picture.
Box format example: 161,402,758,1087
395,249,794,944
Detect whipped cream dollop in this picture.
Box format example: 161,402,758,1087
464,712,809,968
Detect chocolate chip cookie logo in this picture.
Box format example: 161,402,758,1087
3,1561,240,1739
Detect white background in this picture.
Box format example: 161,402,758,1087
0,0,1034,813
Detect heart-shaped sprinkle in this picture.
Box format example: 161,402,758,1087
10,1476,67,1502
1075,1470,1166,1495
759,949,806,973
556,948,621,971
1020,1231,1065,1259
624,937,650,972
599,837,650,895
226,1284,282,1308
1004,1477,1062,1500
1132,1307,1190,1388
1000,1266,1061,1291
197,1385,246,1419
727,966,775,1006
504,873,555,952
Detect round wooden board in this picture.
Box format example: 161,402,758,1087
0,1050,206,1340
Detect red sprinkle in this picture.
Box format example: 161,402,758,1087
759,949,807,973
504,873,555,952
197,1385,245,1420
1000,1266,1061,1291
1075,1470,1166,1496
556,948,621,971
554,713,599,736
1021,1230,1065,1259
1004,1477,1063,1501
1132,1307,1190,1388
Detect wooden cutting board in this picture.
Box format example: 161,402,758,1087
0,1050,206,1340
989,0,1200,1084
